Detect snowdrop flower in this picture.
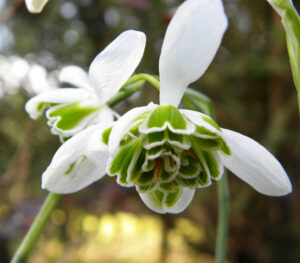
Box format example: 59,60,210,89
39,30,146,193
25,0,49,13
25,30,146,138
105,0,292,213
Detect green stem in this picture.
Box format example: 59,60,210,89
107,80,146,107
125,73,160,90
215,174,230,263
183,89,230,262
11,193,61,263
11,74,158,263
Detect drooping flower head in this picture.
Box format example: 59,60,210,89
25,30,146,139
40,0,291,214
105,0,292,213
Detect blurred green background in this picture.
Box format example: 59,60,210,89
0,0,300,262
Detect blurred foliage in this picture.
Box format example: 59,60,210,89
1,0,300,262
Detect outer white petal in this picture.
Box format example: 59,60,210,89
139,188,195,214
88,30,146,104
219,129,292,196
25,0,49,13
25,88,91,119
163,188,195,213
159,0,228,106
59,66,93,92
91,104,115,124
42,123,113,193
108,103,157,156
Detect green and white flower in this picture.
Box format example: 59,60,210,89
106,0,292,213
40,0,291,213
25,30,146,138
25,0,49,13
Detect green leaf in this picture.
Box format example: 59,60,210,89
267,0,300,111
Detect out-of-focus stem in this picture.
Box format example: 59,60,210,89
11,193,61,263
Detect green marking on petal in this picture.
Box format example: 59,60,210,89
147,105,186,130
194,125,219,138
147,190,164,208
198,171,210,186
164,187,182,208
109,140,142,185
37,102,56,112
190,136,222,151
102,127,112,145
128,149,146,183
137,183,157,193
220,138,231,156
159,181,178,192
137,171,156,186
202,115,221,131
176,177,198,188
48,102,99,131
202,151,221,179
160,169,175,182
132,110,152,123
64,155,87,175
179,153,201,179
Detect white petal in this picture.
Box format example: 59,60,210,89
108,103,157,156
25,0,49,13
163,188,195,213
219,129,292,196
91,104,115,124
139,188,195,214
42,123,113,193
25,88,91,119
59,66,93,92
88,30,146,104
159,0,228,106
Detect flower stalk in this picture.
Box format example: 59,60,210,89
10,76,150,263
183,89,230,262
11,193,61,263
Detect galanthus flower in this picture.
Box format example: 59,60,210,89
40,0,291,214
25,0,49,13
105,0,292,213
25,30,146,138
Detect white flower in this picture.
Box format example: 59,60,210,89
25,30,146,138
40,0,291,213
105,0,292,213
25,0,49,13
38,29,146,193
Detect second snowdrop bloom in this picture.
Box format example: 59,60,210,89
106,0,292,213
25,30,146,138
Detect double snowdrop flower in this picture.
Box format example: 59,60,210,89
25,30,146,139
106,0,292,213
38,0,291,213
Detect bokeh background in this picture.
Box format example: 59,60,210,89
1,0,300,262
